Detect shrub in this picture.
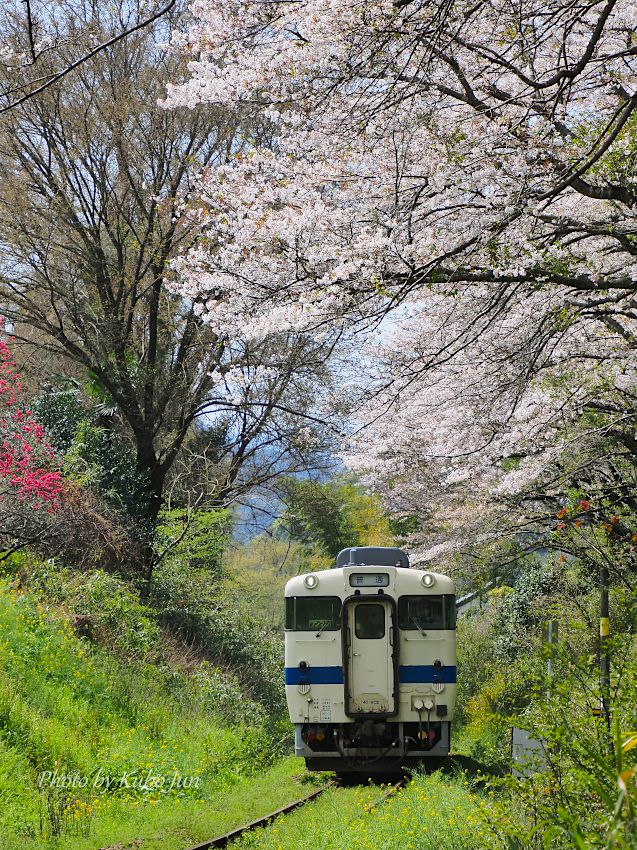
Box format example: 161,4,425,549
23,564,159,659
190,662,266,727
34,388,152,522
155,508,231,576
150,561,286,718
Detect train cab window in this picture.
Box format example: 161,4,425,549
398,595,456,630
354,604,385,639
285,597,341,631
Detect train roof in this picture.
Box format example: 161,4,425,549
335,546,409,568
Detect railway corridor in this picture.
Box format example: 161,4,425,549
217,767,497,850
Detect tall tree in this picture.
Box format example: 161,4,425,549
0,0,338,579
278,476,395,560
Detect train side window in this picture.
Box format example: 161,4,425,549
354,604,385,639
285,597,294,629
445,595,457,629
285,596,341,631
398,595,456,630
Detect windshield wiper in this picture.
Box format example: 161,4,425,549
411,616,427,637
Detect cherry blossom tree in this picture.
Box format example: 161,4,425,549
165,0,637,331
164,0,637,565
343,291,637,570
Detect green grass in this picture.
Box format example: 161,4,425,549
0,757,315,850
233,772,499,850
0,581,288,848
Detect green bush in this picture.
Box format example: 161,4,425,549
455,610,498,728
190,662,266,727
465,581,637,848
34,388,153,522
276,475,395,560
150,561,285,718
155,508,231,576
25,564,160,660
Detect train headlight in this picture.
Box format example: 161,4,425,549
421,572,436,588
304,574,319,589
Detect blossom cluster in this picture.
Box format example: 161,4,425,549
164,0,637,557
0,338,62,509
342,283,637,559
166,0,637,339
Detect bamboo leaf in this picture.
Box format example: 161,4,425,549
622,732,637,752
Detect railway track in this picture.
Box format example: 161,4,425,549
183,784,330,850
184,776,405,850
365,777,405,813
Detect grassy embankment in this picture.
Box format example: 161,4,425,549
0,577,306,849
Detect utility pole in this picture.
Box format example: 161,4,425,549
599,563,611,732
545,619,558,702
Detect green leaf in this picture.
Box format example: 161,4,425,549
622,732,637,753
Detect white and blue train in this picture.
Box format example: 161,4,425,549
284,546,456,774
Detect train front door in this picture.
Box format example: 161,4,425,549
344,598,396,716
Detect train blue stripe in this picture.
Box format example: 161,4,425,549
399,665,457,683
285,666,344,685
285,665,456,684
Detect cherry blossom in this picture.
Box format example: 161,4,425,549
165,0,637,558
166,0,637,334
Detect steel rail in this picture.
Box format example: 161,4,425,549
183,785,330,850
184,774,405,850
364,778,405,814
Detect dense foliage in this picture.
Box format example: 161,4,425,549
456,550,637,848
34,388,153,522
278,476,395,560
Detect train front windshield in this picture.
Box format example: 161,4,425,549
398,595,456,630
285,596,342,630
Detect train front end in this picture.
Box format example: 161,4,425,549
284,546,456,775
